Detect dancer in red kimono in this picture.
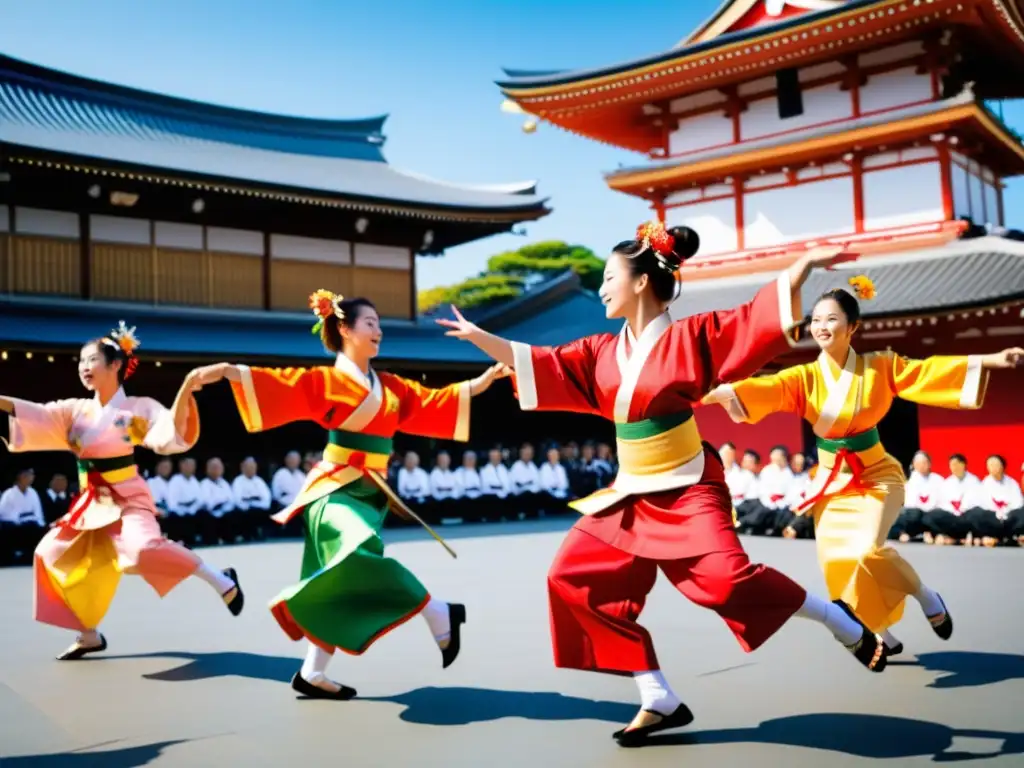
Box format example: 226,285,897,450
438,221,886,746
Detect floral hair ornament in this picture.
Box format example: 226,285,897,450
308,289,345,334
107,320,141,379
848,275,877,301
635,220,678,272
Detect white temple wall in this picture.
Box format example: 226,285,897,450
665,197,738,254
858,65,933,113
862,162,944,230
740,81,851,140
743,177,855,249
667,110,734,156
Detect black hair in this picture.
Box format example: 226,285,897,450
771,445,790,459
86,338,130,384
987,454,1007,470
320,297,379,354
949,453,967,465
614,225,700,303
744,449,761,463
720,441,736,450
813,288,862,325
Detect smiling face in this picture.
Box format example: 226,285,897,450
78,342,120,392
599,253,646,320
986,456,1005,480
340,305,383,360
810,297,857,354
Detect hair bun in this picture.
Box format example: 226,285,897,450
666,226,700,262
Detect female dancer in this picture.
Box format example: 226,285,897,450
704,279,1023,654
188,291,507,700
438,221,886,746
0,323,244,660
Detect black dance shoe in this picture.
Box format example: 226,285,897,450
926,594,953,640
833,599,888,672
56,633,107,661
222,568,244,616
613,703,695,747
441,603,467,669
290,671,357,700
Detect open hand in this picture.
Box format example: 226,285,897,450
983,347,1024,369
436,306,482,341
188,364,227,389
801,244,858,270
470,362,512,396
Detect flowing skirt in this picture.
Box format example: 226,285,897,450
34,508,201,632
269,478,429,655
810,454,922,633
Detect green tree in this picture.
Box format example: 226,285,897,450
418,241,603,313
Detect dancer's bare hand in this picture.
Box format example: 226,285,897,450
801,244,858,270
470,363,512,396
436,306,482,341
983,347,1024,369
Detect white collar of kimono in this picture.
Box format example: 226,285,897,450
814,346,857,437
94,386,128,409
79,386,129,446
333,352,383,432
613,311,672,423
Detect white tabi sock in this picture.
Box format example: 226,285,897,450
78,629,103,648
300,643,341,692
881,629,901,647
794,593,862,647
634,670,681,716
421,597,451,647
913,584,944,618
193,563,235,595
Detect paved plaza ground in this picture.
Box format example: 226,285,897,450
1,519,1022,767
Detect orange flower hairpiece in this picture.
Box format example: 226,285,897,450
848,275,876,301
635,219,676,257
107,321,141,379
308,289,345,334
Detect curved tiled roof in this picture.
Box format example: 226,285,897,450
0,54,549,217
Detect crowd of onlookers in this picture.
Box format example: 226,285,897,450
721,443,1024,547
2,437,1022,565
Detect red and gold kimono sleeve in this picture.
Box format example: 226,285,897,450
378,373,471,442
509,335,606,415
688,271,804,388
229,365,365,432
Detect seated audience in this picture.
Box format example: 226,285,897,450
200,457,236,544
0,468,45,564
926,453,981,545
890,451,945,542
454,450,483,522
165,457,202,545
147,457,173,515
964,454,1023,546
540,446,571,515
480,447,512,520
510,442,542,518
232,457,272,540
42,473,71,525
429,451,462,521
397,451,431,522
721,443,758,526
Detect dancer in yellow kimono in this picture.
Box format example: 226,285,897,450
0,323,244,661
188,291,507,700
705,277,1023,654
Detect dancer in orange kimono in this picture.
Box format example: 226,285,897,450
0,322,243,660
189,292,507,700
438,221,886,746
705,277,1023,655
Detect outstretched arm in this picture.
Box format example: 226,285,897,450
436,306,515,367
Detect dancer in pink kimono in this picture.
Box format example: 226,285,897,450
0,322,244,660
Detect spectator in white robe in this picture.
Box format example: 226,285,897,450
454,450,483,522
0,468,45,564
752,446,794,535
480,447,512,520
889,451,945,542
166,457,202,545
781,453,815,539
509,443,542,518
721,443,758,519
232,457,272,541
147,457,174,514
271,451,305,510
540,446,571,515
397,451,431,522
428,451,461,522
927,453,982,545
200,457,235,544
966,454,1024,546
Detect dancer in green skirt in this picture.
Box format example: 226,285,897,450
189,289,508,699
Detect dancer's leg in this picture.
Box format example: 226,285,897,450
290,641,357,700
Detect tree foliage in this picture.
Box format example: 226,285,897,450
418,241,604,313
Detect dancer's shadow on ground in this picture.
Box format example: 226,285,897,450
365,687,636,725
3,739,185,767
643,714,1024,762
99,651,296,684
887,651,1024,689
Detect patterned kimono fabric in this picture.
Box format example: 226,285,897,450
712,348,988,633
5,389,204,632
228,354,472,654
509,272,814,675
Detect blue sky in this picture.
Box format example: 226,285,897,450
3,0,1023,292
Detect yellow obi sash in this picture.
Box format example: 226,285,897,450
63,455,139,531
76,455,138,490
571,411,707,516
794,428,884,514
273,430,397,524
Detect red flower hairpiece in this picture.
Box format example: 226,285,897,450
107,321,141,379
636,220,676,257
308,289,345,334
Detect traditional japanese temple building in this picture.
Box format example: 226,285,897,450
499,0,1024,472
0,53,554,477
